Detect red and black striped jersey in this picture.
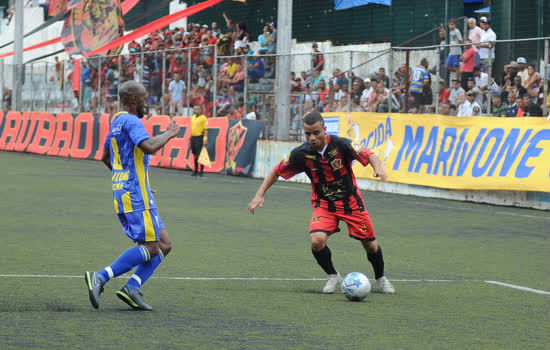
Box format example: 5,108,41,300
275,135,372,214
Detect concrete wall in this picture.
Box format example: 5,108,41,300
251,140,550,211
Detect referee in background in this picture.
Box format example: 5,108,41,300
190,105,208,177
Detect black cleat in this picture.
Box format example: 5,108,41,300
116,285,153,311
84,271,104,309
190,171,197,177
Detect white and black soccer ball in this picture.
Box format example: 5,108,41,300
341,272,371,301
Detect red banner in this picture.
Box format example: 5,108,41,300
0,112,263,176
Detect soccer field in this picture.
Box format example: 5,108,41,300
1,151,549,350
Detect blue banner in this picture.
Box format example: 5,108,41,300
335,0,391,10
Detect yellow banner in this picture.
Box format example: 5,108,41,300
324,112,550,192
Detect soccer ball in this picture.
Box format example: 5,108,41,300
341,272,371,301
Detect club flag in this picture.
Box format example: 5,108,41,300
198,147,212,168
335,0,391,10
61,0,124,55
48,0,69,16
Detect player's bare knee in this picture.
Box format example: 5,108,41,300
362,240,378,253
310,233,327,252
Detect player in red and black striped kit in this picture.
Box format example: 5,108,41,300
248,112,394,294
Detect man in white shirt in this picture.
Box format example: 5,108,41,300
456,93,470,117
168,73,186,116
516,57,529,83
360,78,374,110
465,91,481,116
478,18,496,72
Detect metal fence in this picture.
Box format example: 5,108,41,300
1,37,548,141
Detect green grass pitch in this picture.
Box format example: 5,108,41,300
0,151,549,349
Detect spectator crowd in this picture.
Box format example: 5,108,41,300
8,14,545,131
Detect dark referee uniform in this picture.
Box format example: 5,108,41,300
190,113,208,176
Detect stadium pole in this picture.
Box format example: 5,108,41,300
544,39,548,116
13,0,24,111
274,0,292,140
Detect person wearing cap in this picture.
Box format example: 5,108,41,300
464,91,481,116
516,57,529,83
490,92,507,117
466,76,483,108
312,42,324,72
478,18,496,72
522,93,543,117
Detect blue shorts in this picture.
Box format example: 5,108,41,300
445,55,460,67
117,209,165,243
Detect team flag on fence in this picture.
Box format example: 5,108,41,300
61,0,124,55
198,147,212,168
334,0,391,10
48,0,69,16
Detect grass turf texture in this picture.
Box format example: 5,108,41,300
0,151,549,349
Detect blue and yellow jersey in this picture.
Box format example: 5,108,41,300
104,112,156,214
410,66,429,93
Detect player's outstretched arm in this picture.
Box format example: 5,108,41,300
368,153,387,181
248,168,279,215
139,120,180,154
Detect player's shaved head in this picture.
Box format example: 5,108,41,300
303,112,324,126
119,80,146,105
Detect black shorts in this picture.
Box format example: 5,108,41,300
190,136,203,156
411,92,425,109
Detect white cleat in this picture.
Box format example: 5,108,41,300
372,276,395,294
322,273,342,294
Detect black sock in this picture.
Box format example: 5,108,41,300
312,246,337,275
194,158,199,173
367,245,384,280
200,164,204,173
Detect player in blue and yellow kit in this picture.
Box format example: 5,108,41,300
85,80,179,310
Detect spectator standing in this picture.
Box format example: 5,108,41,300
467,18,482,68
522,94,543,116
410,58,430,113
460,39,475,91
312,43,324,73
258,25,270,54
490,92,507,117
444,20,463,79
268,22,277,54
478,18,496,72
506,93,519,117
168,73,186,116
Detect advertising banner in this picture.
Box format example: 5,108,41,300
322,112,550,192
0,111,263,176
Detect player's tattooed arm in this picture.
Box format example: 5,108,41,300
368,153,387,181
248,168,279,215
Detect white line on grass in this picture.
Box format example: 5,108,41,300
2,275,549,295
484,280,550,295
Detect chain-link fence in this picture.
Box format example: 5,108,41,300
1,38,548,141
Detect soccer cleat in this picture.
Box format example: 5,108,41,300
198,172,204,177
322,273,342,294
116,285,153,311
190,171,197,177
84,271,104,309
372,276,395,294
